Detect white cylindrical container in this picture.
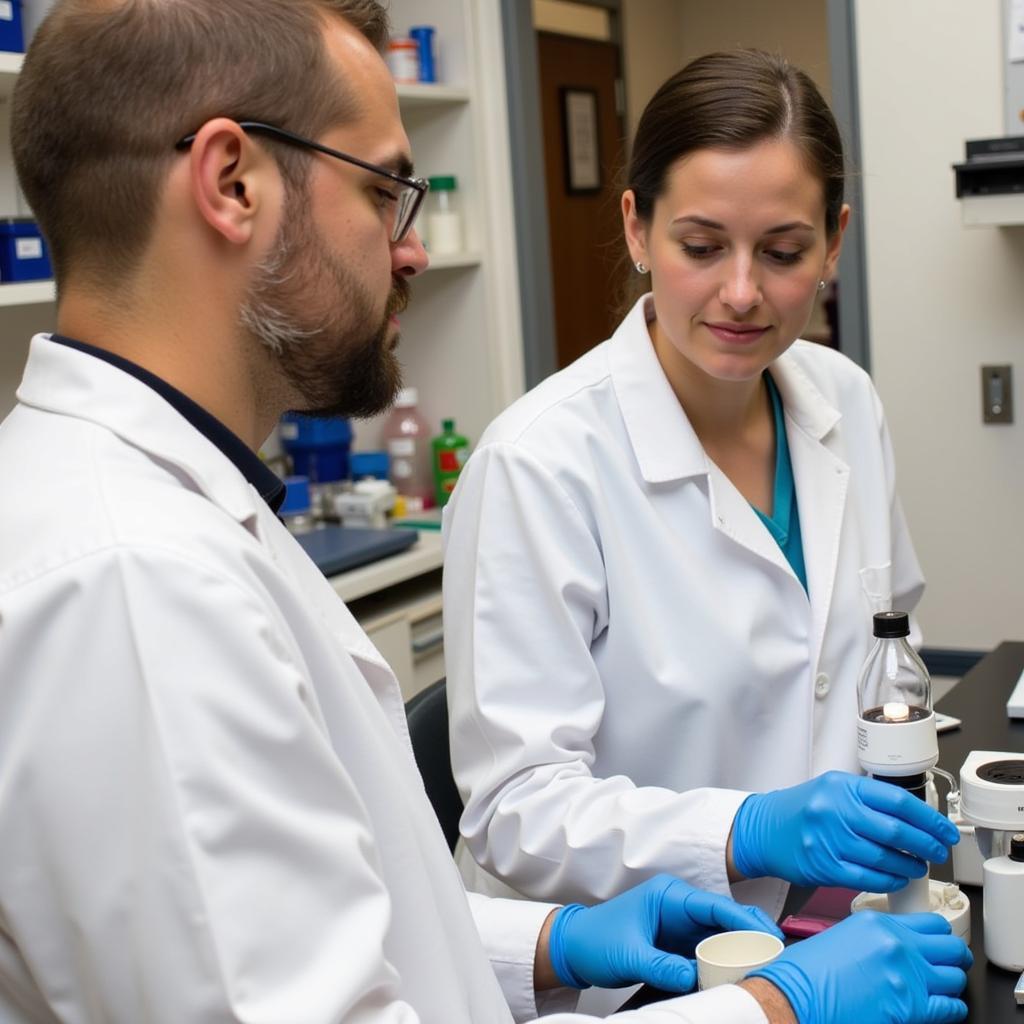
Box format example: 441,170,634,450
425,175,462,255
888,874,932,914
386,38,419,84
983,833,1024,972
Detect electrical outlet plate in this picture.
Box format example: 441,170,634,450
981,365,1014,423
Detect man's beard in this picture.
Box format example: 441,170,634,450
239,188,409,419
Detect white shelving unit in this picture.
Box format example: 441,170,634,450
396,82,470,107
0,280,54,306
0,51,22,80
353,0,525,453
0,2,526,446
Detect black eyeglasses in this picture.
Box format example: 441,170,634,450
175,120,429,243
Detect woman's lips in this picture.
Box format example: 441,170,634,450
704,322,769,344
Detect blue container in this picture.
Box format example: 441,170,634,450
350,450,390,480
409,26,436,83
0,219,52,282
279,413,352,483
0,1,24,53
279,475,311,516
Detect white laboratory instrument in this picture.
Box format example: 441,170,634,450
955,751,1024,971
1007,667,1024,719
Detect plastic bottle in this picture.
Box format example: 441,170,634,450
425,176,462,255
386,37,419,83
409,26,436,83
381,387,433,509
431,418,469,506
983,832,1024,971
856,610,937,783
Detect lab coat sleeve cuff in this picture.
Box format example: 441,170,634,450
467,893,578,1022
625,984,770,1024
693,788,751,895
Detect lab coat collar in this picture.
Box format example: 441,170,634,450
608,295,709,483
17,335,263,528
608,294,842,483
766,348,842,442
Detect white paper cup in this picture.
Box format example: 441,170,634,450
695,930,784,990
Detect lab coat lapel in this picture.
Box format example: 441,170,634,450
770,355,849,666
704,460,798,583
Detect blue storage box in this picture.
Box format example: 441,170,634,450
279,413,352,483
0,219,53,282
350,450,389,480
0,1,24,53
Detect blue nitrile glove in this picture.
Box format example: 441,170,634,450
547,873,782,991
731,770,960,891
749,911,971,1024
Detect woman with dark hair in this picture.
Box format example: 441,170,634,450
443,50,956,923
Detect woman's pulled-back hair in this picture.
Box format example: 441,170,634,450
621,49,844,311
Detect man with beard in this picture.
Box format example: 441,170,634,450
0,2,972,1024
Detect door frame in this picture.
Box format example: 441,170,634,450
500,0,623,388
826,0,871,371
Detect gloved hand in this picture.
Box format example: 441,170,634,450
731,770,960,891
547,872,782,991
749,911,971,1024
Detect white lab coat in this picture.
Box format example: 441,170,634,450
444,294,924,920
0,336,768,1024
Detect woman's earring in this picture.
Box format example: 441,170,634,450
635,261,649,274
817,279,827,292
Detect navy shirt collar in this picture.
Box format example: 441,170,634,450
49,334,286,512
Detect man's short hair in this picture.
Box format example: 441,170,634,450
11,0,389,288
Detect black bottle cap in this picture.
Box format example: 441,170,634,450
873,611,910,638
1010,834,1024,862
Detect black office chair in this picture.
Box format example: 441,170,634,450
404,678,463,853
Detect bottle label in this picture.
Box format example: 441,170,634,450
388,438,416,457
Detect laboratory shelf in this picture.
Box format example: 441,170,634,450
0,51,22,95
396,83,470,107
0,280,56,306
423,251,480,271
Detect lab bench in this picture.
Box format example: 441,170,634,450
328,530,445,702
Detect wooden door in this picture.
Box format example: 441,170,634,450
537,32,626,369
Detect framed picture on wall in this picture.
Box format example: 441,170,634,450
561,87,602,193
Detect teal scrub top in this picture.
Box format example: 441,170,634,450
752,372,808,593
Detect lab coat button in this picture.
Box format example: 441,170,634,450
814,673,830,698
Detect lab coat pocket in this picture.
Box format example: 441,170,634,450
858,563,893,614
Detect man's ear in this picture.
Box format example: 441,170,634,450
185,118,278,246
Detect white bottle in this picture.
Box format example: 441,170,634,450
983,833,1024,971
425,175,462,255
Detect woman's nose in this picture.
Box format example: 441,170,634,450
718,260,762,314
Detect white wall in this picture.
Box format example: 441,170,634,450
622,0,830,155
856,0,1024,649
621,0,685,140
675,0,830,102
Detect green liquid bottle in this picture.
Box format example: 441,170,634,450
431,418,469,506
